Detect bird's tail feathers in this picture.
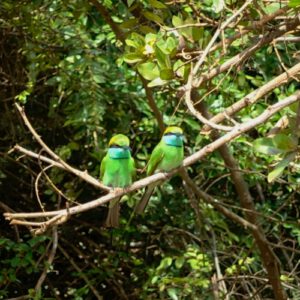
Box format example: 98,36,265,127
134,184,155,214
105,197,120,228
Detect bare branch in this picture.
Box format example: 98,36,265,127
185,67,234,131
192,0,254,76
201,62,300,133
34,227,58,294
194,15,300,88
5,91,300,223
14,104,110,192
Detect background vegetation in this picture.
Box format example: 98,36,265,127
1,0,300,299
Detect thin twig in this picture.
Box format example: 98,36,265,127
34,226,58,294
14,104,110,192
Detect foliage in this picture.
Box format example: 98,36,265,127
1,0,300,299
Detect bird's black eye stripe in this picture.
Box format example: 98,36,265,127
110,144,123,148
110,144,131,151
164,132,183,137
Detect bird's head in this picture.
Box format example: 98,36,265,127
108,134,131,159
109,134,130,149
163,126,183,136
162,126,184,147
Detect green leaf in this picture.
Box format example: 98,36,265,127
157,257,173,270
264,3,281,13
167,288,179,300
175,257,185,269
268,152,297,182
172,15,183,27
120,18,138,29
289,0,300,7
272,134,298,152
143,11,164,24
137,62,159,80
160,68,173,80
127,0,135,7
149,0,167,9
212,0,225,13
123,53,144,64
173,59,185,77
155,46,171,69
253,137,284,155
192,27,203,42
148,77,168,87
126,32,145,48
145,33,157,45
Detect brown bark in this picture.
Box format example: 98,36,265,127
195,97,287,300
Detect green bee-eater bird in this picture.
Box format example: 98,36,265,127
135,126,184,214
100,134,135,228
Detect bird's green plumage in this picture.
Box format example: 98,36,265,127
135,126,184,214
100,134,135,227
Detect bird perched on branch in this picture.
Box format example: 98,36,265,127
135,126,184,214
100,134,135,227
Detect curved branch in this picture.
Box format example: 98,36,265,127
14,104,111,192
194,15,300,87
5,91,300,222
201,62,300,132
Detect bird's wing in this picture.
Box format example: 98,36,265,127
130,156,136,179
147,142,164,175
100,154,108,180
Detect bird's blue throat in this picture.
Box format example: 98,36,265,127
163,134,183,147
108,147,131,159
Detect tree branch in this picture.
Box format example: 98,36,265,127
193,99,288,299
5,91,300,224
88,0,125,42
14,104,110,192
201,62,300,132
192,0,254,76
194,15,300,88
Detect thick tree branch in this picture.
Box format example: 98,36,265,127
139,75,165,132
202,62,300,132
5,91,300,223
89,0,125,42
194,100,288,299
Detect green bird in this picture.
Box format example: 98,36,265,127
135,126,184,214
100,134,135,228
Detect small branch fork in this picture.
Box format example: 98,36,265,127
14,103,110,192
4,91,300,232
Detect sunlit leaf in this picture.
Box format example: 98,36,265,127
149,0,167,9
137,62,159,80
143,11,164,24
123,53,144,63
268,152,297,182
253,137,284,155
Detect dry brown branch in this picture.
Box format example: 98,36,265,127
193,100,288,299
34,227,58,294
176,6,290,60
185,66,234,131
139,75,165,132
14,104,110,192
194,15,300,88
201,62,300,133
267,116,289,137
192,0,254,76
4,91,300,225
